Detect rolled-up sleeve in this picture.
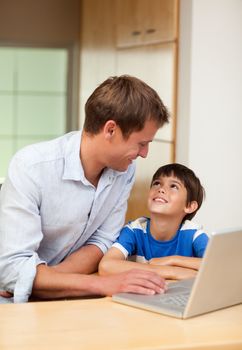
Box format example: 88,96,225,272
0,156,46,303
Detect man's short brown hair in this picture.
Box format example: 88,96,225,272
84,75,169,138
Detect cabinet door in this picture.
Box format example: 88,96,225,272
143,0,178,44
115,0,145,48
116,43,176,142
116,0,178,47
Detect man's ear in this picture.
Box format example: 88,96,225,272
103,120,117,140
184,201,198,214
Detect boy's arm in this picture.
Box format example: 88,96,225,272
99,248,198,280
149,256,202,271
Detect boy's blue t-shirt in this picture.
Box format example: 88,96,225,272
113,217,209,262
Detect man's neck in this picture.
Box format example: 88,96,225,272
149,214,183,241
79,132,105,187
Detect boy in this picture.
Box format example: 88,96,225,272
99,163,209,281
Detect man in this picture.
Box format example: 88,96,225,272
0,75,169,303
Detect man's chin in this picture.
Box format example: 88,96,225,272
112,163,130,172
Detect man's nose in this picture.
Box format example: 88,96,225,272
138,145,149,158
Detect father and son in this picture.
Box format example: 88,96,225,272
0,75,209,303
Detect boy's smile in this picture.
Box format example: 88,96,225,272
152,196,168,204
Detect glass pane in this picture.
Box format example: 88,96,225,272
15,136,58,150
0,95,15,135
17,49,68,92
16,95,66,136
0,138,14,176
0,47,68,178
0,48,15,92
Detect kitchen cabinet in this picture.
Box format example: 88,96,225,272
115,0,178,48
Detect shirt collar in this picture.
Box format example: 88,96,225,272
63,131,85,182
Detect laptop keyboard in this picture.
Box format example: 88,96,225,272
160,293,190,307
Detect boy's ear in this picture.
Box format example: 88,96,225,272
184,201,198,214
103,120,117,140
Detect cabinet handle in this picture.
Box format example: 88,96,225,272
146,28,156,34
131,30,141,36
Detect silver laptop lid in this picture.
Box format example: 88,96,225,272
184,227,242,318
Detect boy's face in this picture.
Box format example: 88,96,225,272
147,175,197,220
105,119,159,172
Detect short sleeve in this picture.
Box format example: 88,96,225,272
193,233,209,257
112,225,137,257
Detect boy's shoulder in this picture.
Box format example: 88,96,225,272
126,216,149,233
180,220,209,241
180,220,203,232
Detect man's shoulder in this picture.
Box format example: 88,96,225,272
12,131,79,168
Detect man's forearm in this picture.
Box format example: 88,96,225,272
32,245,104,299
32,264,167,299
53,245,104,274
32,264,103,299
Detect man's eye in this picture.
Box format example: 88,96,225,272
139,143,146,148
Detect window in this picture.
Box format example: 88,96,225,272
0,47,68,178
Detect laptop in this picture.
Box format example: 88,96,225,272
112,227,242,319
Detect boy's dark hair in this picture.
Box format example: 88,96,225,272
84,75,169,139
151,163,205,222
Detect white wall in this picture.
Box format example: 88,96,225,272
177,0,242,232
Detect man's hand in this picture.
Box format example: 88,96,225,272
0,290,13,298
97,269,167,296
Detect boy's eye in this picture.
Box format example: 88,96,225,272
171,183,179,190
152,180,160,188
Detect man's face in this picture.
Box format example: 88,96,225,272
106,119,159,172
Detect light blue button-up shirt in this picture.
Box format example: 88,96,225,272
0,131,135,303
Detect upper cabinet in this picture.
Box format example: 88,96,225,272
115,0,178,48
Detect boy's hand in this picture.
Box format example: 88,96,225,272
149,256,177,266
167,266,197,280
149,256,201,280
149,256,202,271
